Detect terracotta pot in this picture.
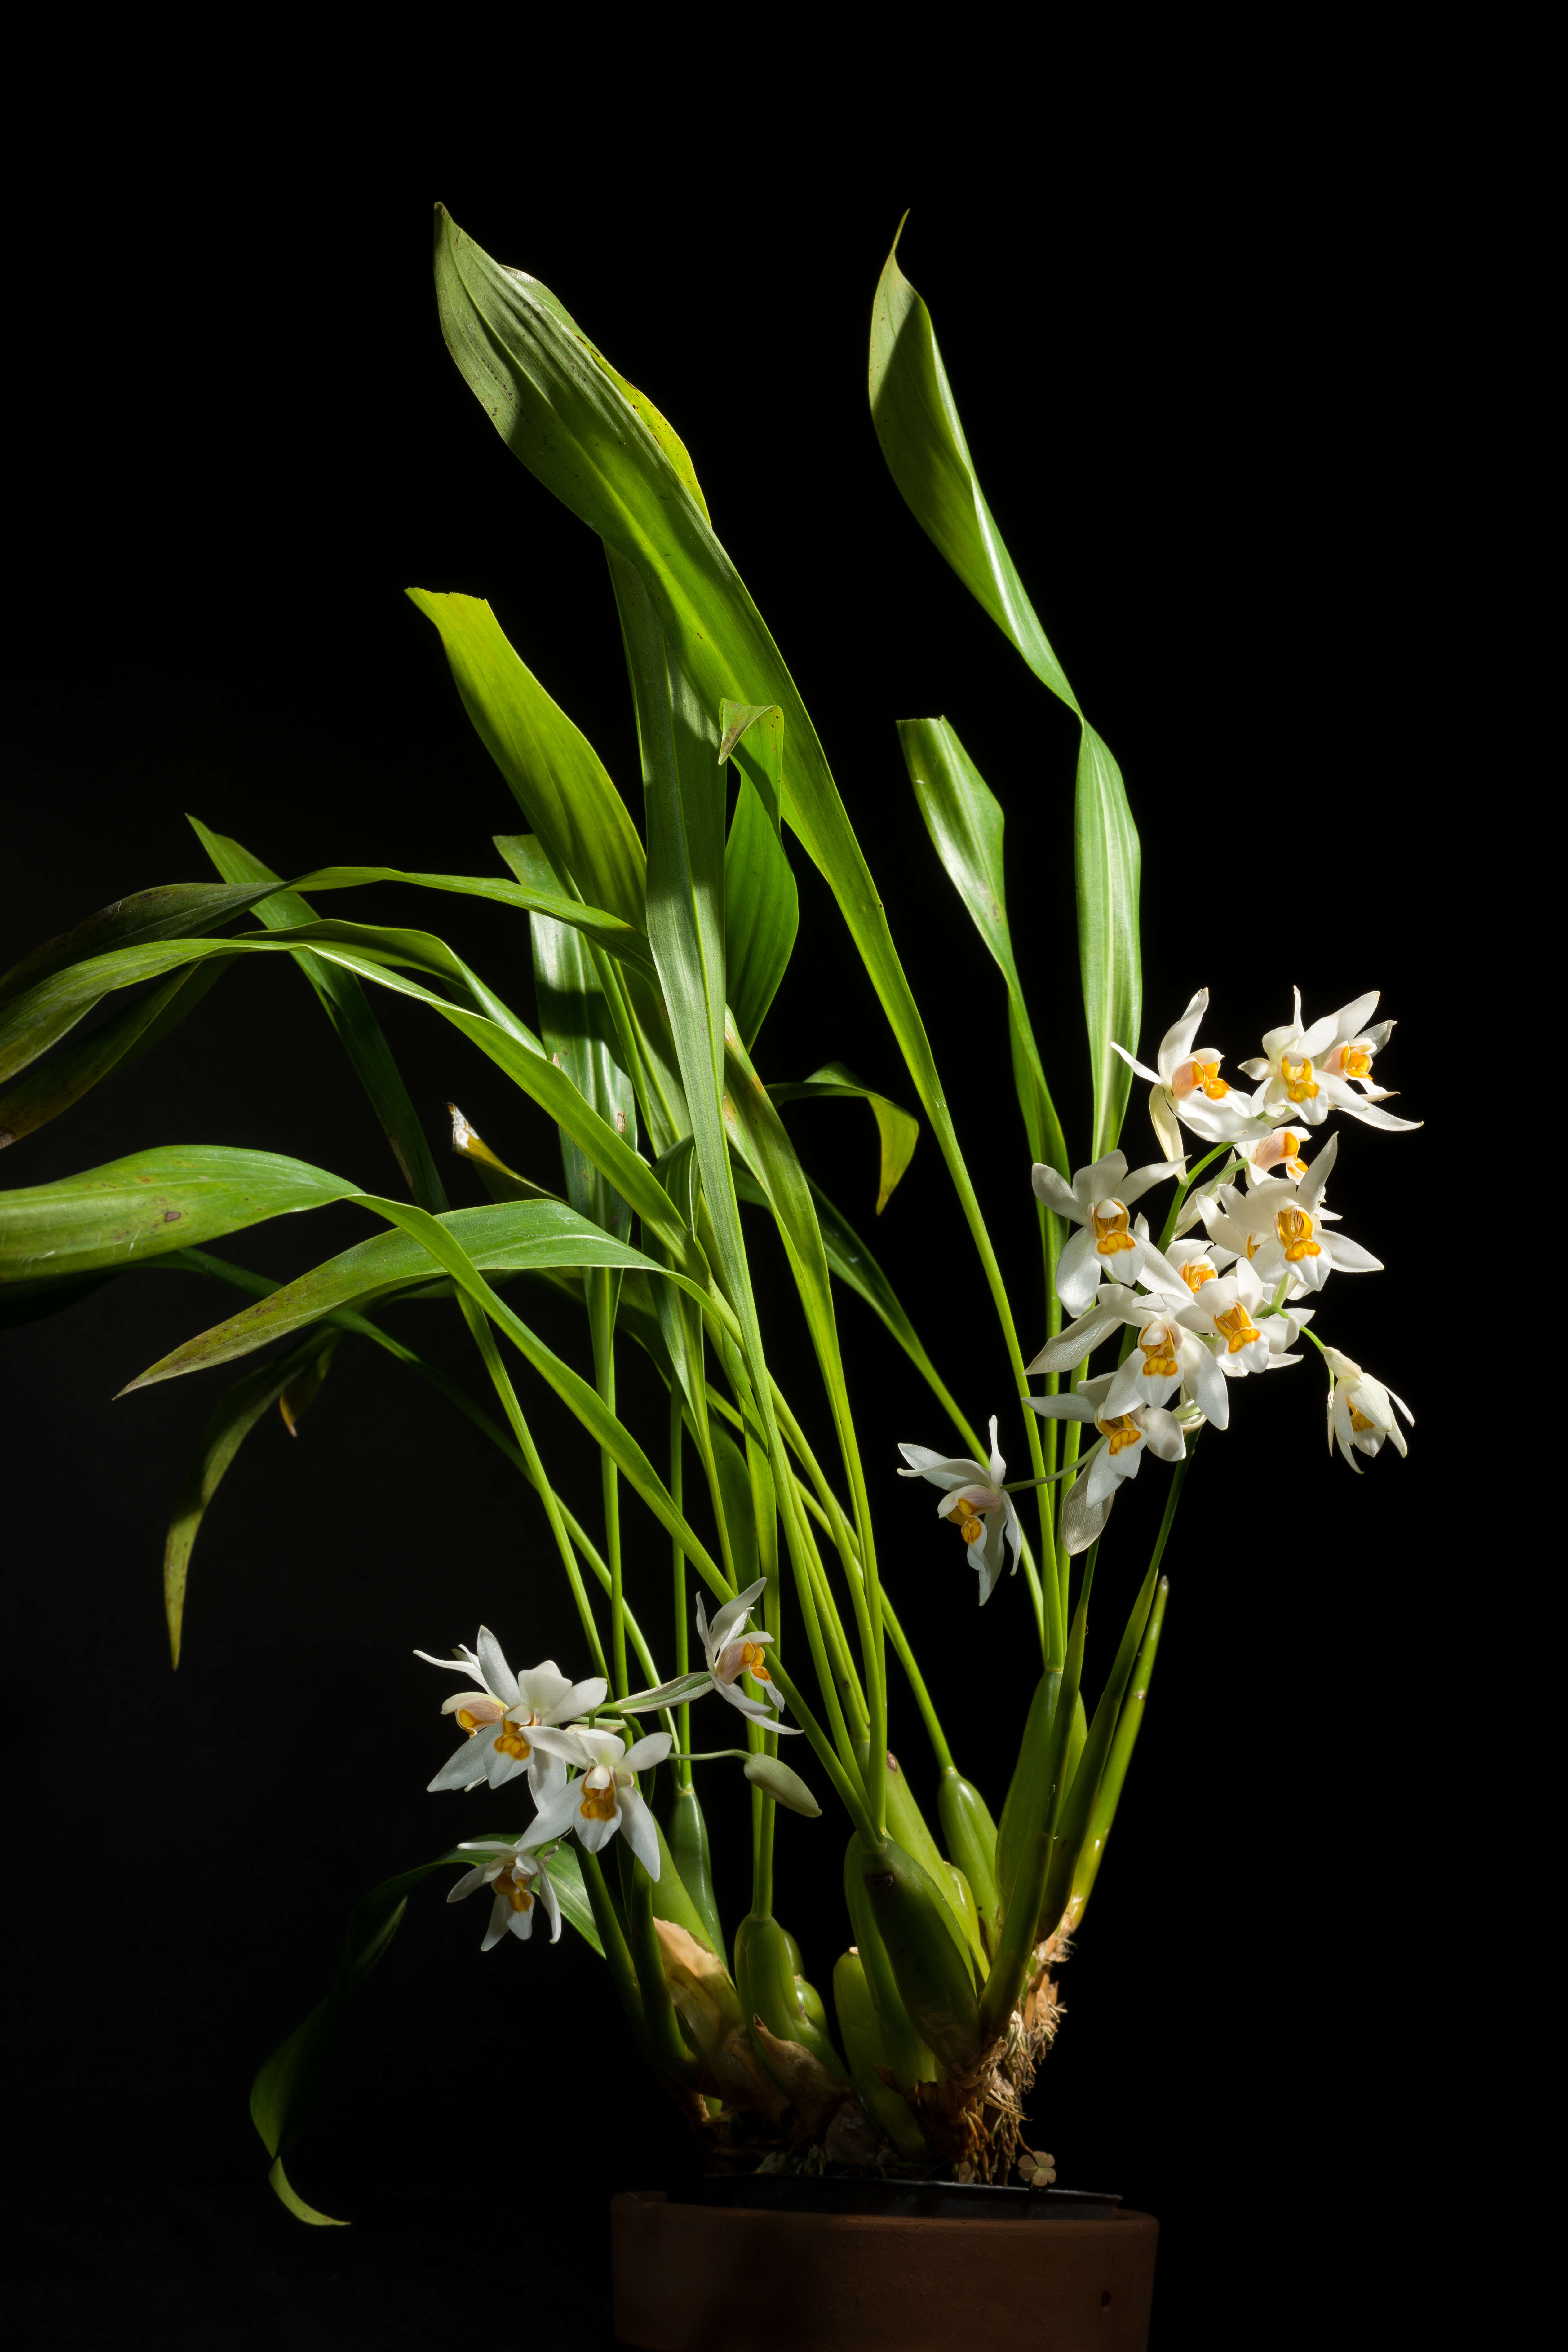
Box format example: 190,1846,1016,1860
611,2184,1158,2351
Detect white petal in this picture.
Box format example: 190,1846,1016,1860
1031,1164,1081,1221
1026,1393,1098,1422
1111,1039,1165,1086
1119,1159,1184,1207
412,1648,486,1685
445,1865,492,1904
521,1782,584,1847
1061,1473,1114,1555
621,1730,674,1774
1056,1224,1100,1314
544,1676,609,1723
475,1627,521,1707
620,1787,661,1880
1142,1409,1187,1463
427,1733,491,1793
1157,988,1209,1082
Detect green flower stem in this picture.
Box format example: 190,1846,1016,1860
790,1488,870,1737
460,1301,609,1685
766,1658,879,1850
669,1387,691,1790
587,1269,627,1714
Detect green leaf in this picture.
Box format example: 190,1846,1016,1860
768,1061,919,1216
894,717,1067,1179
406,589,646,930
292,859,658,985
512,836,638,1241
251,1843,602,2225
163,1327,341,1666
121,1200,694,1388
0,880,292,1013
430,211,1029,1508
0,1145,362,1284
1075,723,1142,1161
737,1167,983,1464
188,821,452,1212
867,222,1079,715
0,960,229,1150
724,787,797,1056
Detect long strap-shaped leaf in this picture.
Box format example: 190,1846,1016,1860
428,214,1044,1542
0,1144,362,1282
868,231,1142,1164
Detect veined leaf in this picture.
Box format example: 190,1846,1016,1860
868,223,1079,715
189,821,452,1213
1075,724,1141,1160
895,718,1067,1180
430,211,1030,1491
0,1145,361,1283
163,1327,341,1666
721,702,797,1052
121,1199,698,1388
0,959,228,1149
768,1061,919,1216
406,589,646,930
0,879,291,1012
507,835,637,1240
251,1842,601,2225
291,859,657,984
736,1167,983,1464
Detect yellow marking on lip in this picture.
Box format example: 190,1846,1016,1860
1092,1201,1136,1256
1095,1413,1143,1456
1280,1054,1319,1104
1213,1303,1262,1353
1276,1204,1321,1262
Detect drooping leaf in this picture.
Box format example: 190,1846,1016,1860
163,1327,341,1665
768,1062,919,1216
894,718,1067,1180
431,211,1030,1451
0,1145,362,1284
251,1842,602,2225
291,859,658,983
1074,724,1141,1160
406,589,646,930
867,223,1079,715
121,1200,698,1388
0,879,291,1012
0,960,229,1150
189,820,452,1212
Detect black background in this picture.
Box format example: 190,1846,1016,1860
2,126,1487,2347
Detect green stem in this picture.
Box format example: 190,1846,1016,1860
588,1270,626,1708
460,1300,609,1685
879,1588,954,1771
1158,1145,1245,1250
669,1387,691,1792
578,1848,643,2032
767,1659,879,1849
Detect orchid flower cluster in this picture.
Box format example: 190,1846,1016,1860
899,986,1416,1601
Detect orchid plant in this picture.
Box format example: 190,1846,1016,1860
0,214,1418,2223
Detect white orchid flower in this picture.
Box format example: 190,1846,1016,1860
1112,987,1269,1162
1323,1346,1413,1470
1165,1237,1236,1290
614,1580,803,1733
521,1725,671,1877
897,1417,1023,1604
1238,988,1420,1132
1031,1153,1186,1315
1173,1253,1307,1383
1029,1273,1229,1427
416,1628,607,1801
1195,1133,1380,1296
1028,1371,1188,1543
445,1836,562,1950
1245,1127,1312,1187
696,1577,786,1721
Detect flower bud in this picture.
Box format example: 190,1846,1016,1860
743,1754,821,1816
